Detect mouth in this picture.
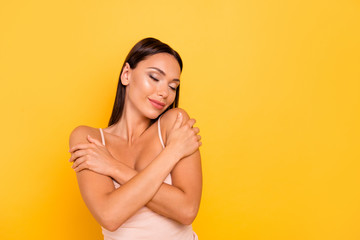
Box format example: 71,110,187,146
148,98,166,110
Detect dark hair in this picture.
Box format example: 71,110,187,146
108,37,183,126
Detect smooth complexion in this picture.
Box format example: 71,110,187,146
69,53,202,231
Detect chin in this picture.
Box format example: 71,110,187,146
147,108,169,120
145,111,162,120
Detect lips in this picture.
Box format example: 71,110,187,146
148,98,166,110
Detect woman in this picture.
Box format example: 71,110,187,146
68,37,202,239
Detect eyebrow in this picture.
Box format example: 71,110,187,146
147,67,180,82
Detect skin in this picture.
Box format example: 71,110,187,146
68,53,202,232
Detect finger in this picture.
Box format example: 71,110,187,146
73,160,89,173
87,135,103,146
69,143,94,153
197,135,201,141
199,141,202,147
172,112,183,129
185,118,196,128
193,127,200,134
69,149,87,162
72,156,87,169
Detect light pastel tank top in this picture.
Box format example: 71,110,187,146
99,116,199,240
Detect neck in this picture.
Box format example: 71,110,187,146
106,103,152,146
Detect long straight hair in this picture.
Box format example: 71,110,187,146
108,38,183,127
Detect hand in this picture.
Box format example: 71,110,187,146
69,135,118,176
166,112,202,160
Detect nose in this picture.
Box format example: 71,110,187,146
157,83,169,98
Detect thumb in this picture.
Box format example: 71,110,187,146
172,112,183,129
87,135,103,146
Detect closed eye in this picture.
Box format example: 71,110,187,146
149,75,159,81
150,74,177,91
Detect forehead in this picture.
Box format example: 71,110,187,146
136,53,181,78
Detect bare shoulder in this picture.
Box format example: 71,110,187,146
68,126,116,218
160,108,190,127
69,125,101,148
159,108,191,145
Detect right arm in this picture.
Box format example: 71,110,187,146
74,144,179,231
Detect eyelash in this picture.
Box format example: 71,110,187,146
149,75,159,81
149,75,177,91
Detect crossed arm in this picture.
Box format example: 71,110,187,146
69,109,202,231
109,149,202,225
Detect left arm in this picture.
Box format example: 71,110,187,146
145,149,202,224
105,148,202,225
122,108,202,224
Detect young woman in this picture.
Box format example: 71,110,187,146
68,38,202,239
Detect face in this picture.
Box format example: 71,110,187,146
121,53,181,119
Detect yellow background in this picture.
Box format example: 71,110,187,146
1,0,359,239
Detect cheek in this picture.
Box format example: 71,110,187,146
131,76,154,95
168,92,177,104
142,78,153,91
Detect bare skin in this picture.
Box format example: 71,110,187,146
69,53,202,231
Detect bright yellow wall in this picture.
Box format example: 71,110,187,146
1,0,359,239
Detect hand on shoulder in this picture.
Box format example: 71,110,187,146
69,125,98,150
160,108,191,133
160,108,201,159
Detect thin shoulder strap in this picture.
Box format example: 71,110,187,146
99,128,106,146
158,116,165,149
